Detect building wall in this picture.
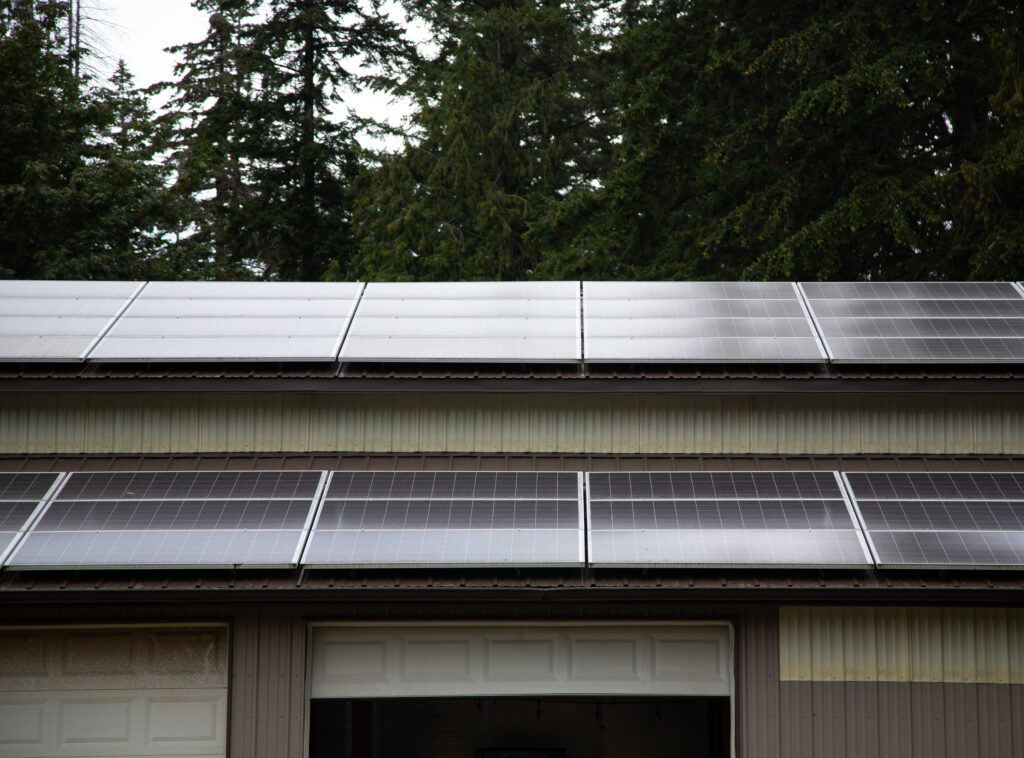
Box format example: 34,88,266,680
1,598,1023,757
778,606,1024,758
2,392,1022,455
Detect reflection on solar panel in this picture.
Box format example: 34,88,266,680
88,281,363,362
844,472,1024,568
302,471,585,566
0,472,63,565
338,282,581,363
586,471,871,567
7,471,326,569
0,280,143,361
801,281,1024,363
583,282,826,363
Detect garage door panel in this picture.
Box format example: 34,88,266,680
0,690,226,758
0,627,226,691
0,698,46,748
311,624,732,698
0,627,227,758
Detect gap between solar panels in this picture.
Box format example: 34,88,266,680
6,469,1024,571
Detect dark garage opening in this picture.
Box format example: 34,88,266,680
310,696,730,758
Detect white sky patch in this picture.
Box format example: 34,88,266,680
90,0,420,151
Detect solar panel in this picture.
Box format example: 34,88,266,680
87,281,363,362
843,472,1024,569
6,470,326,569
302,471,585,567
583,282,826,363
800,281,1024,363
0,472,64,565
338,282,581,363
586,471,872,567
0,280,143,361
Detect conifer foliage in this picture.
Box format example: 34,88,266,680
1,0,1021,281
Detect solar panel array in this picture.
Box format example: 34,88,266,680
6,471,325,568
801,282,1024,363
0,280,143,361
88,281,364,362
0,473,62,564
339,282,582,363
844,472,1024,569
583,282,826,363
4,468,1024,571
586,472,871,567
3,279,1024,366
302,471,585,567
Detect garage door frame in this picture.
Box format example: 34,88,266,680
306,620,735,758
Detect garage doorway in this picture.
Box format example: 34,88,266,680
310,696,729,758
308,623,733,758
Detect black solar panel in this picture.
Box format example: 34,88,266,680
801,281,1024,363
7,470,326,569
302,471,585,567
0,472,63,565
844,472,1024,568
586,472,871,567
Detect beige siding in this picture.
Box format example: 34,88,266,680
2,392,1022,455
780,606,1024,683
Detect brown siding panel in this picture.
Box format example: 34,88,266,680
780,682,1024,758
737,607,780,758
231,610,306,758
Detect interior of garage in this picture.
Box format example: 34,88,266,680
309,697,730,758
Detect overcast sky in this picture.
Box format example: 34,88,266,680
90,0,411,149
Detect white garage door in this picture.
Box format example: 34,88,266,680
0,625,228,758
310,623,732,698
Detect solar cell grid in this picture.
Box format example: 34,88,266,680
0,280,143,362
325,471,579,500
586,471,844,501
583,281,826,364
88,281,363,362
801,281,1024,363
0,472,62,501
586,472,871,567
339,281,581,363
303,471,585,567
7,470,327,569
0,472,64,566
843,472,1024,569
58,470,322,501
36,499,314,531
0,502,40,531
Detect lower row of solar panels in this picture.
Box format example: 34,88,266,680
2,470,1024,570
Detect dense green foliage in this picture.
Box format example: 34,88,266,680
1,0,1022,281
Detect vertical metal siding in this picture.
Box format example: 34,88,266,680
780,606,1024,683
779,606,1024,758
230,610,306,758
736,607,780,758
2,392,1023,455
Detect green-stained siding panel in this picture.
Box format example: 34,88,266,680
780,607,1024,684
0,393,1021,456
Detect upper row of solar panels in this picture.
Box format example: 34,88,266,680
4,469,1024,570
3,280,1024,364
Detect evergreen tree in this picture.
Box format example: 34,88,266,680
353,0,614,281
159,0,260,277
249,0,407,280
0,0,89,277
546,0,1024,281
46,61,198,279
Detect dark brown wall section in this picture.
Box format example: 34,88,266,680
780,681,1024,758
